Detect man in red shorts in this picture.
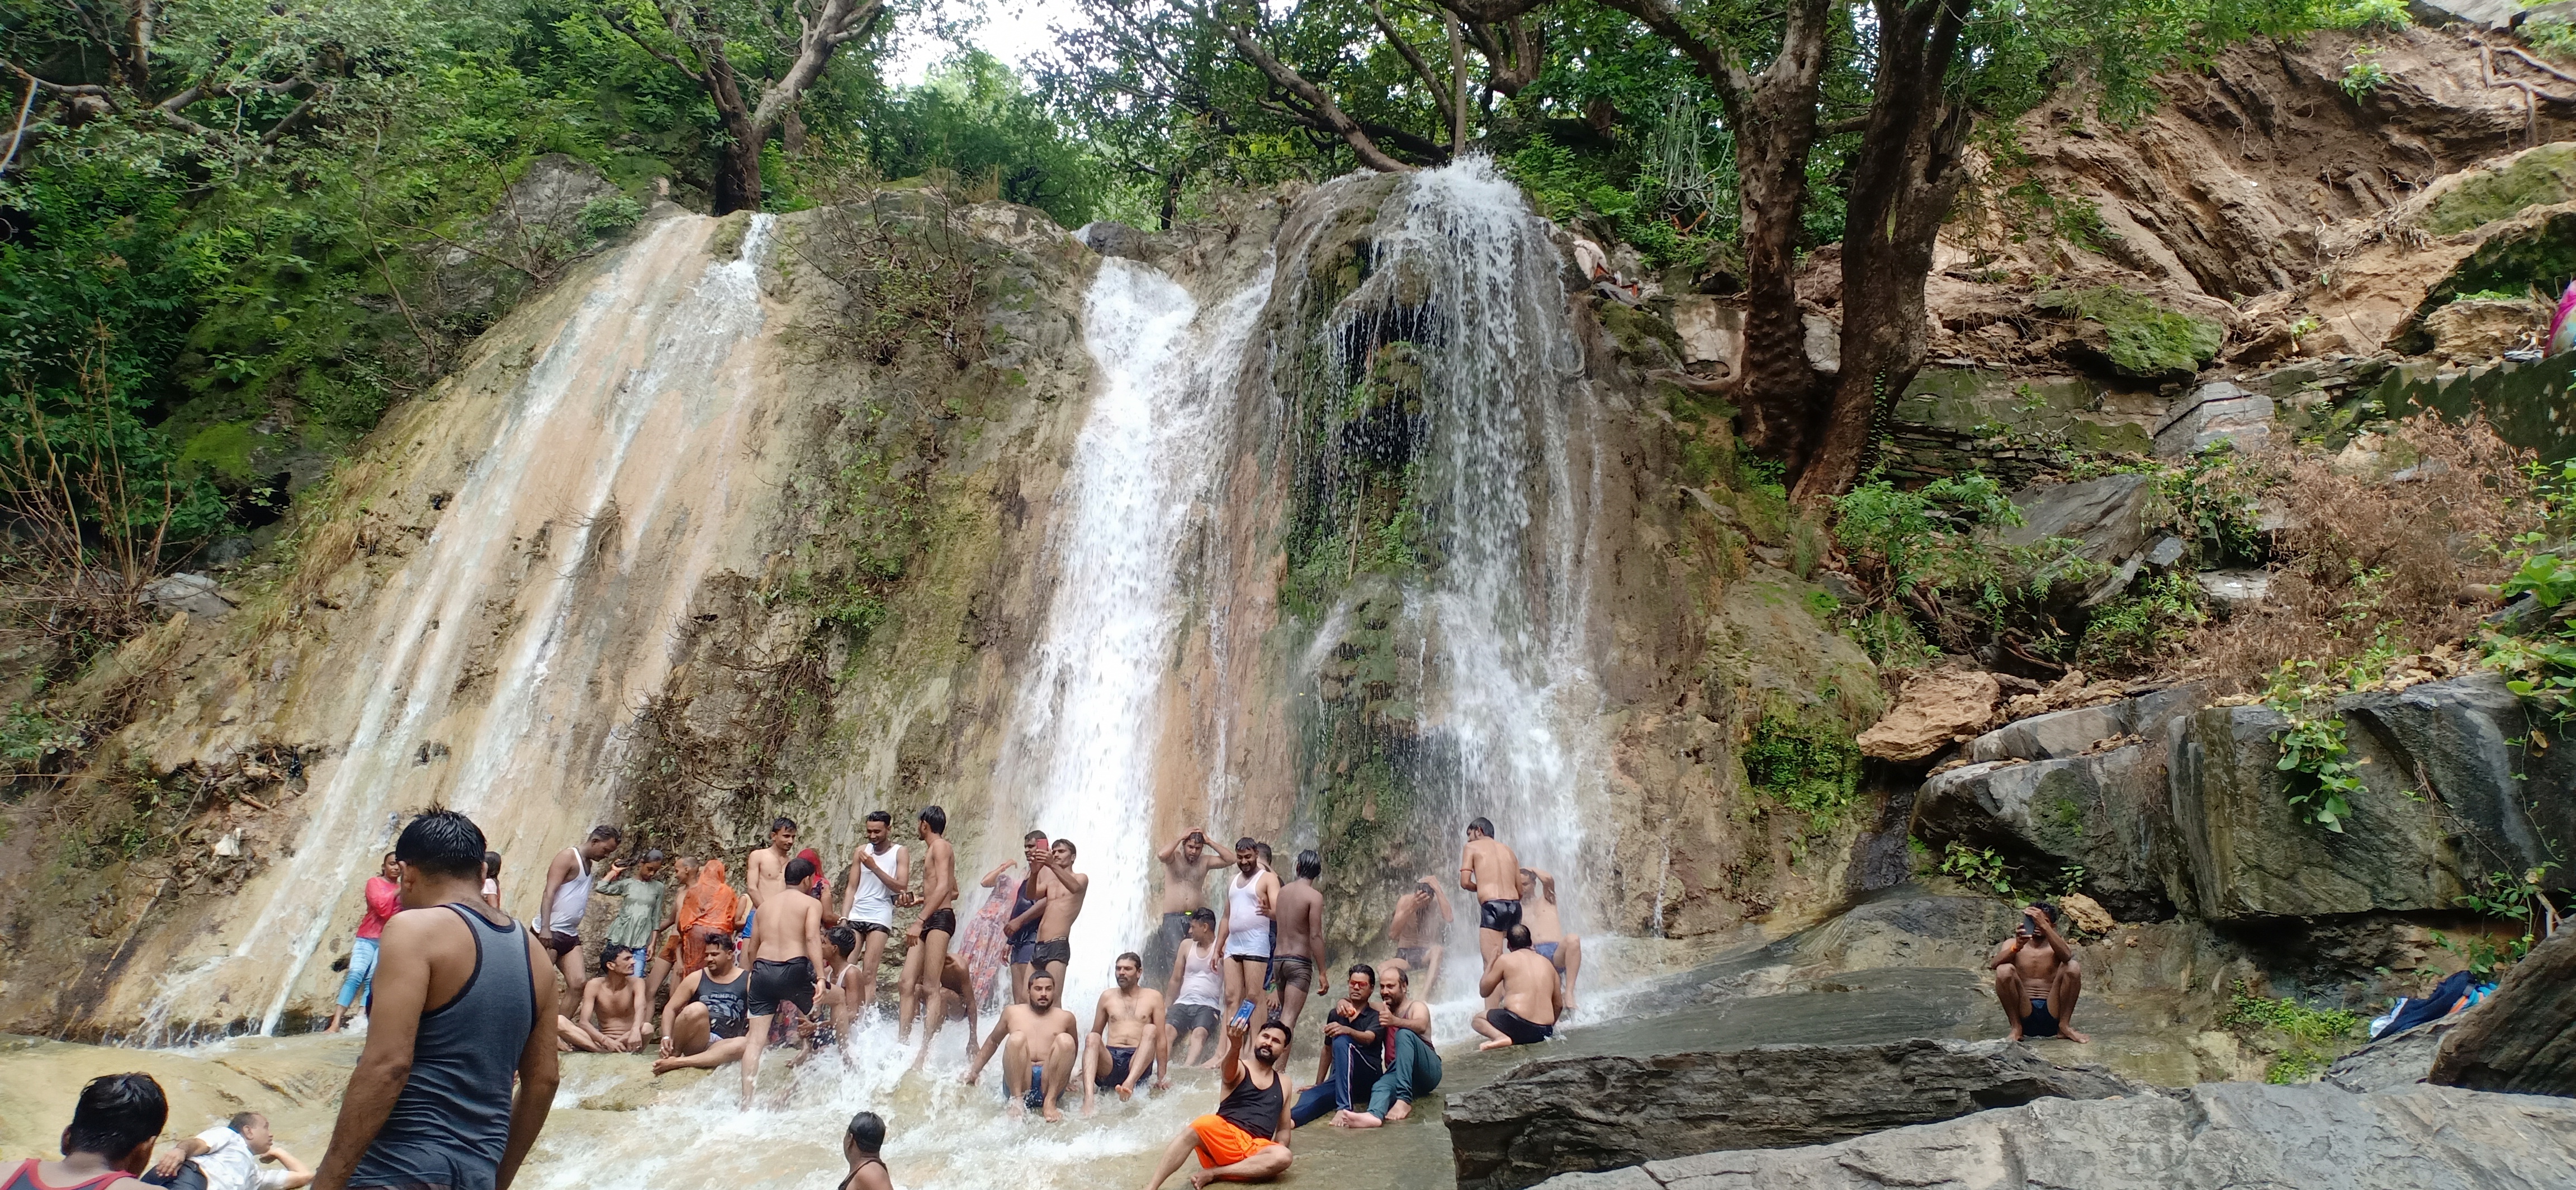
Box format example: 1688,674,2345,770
1139,1016,1294,1188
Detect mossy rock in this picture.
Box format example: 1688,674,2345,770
2422,143,2576,237
2036,287,2222,379
178,421,263,483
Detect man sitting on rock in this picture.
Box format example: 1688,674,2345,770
1992,903,2088,1043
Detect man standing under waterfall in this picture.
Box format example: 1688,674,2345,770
1992,904,2089,1043
741,817,798,943
738,854,827,1109
1029,838,1088,994
1269,851,1326,1032
312,810,555,1190
1458,818,1521,1004
536,824,622,1021
900,805,960,1063
1153,827,1233,985
842,811,907,1007
1215,837,1279,1027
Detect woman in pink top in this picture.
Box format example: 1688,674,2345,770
323,852,402,1032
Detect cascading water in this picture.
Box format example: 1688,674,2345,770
140,214,782,1039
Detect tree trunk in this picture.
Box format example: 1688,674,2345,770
1788,0,1975,505
714,114,764,214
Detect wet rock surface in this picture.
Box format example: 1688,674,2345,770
1534,1082,2576,1190
1447,1038,2141,1190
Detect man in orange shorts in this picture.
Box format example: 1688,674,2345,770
1140,1016,1294,1188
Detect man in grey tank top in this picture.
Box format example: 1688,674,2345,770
312,810,557,1190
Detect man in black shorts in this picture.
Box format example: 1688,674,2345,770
739,854,826,1109
653,932,754,1074
1472,924,1562,1050
1163,909,1227,1068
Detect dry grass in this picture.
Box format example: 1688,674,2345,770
2180,415,2538,693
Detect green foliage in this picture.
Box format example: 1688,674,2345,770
577,194,647,239
1936,841,2086,903
2077,572,2209,669
860,53,1105,228
2034,287,2224,377
2263,663,2365,833
2222,981,2362,1083
2439,865,2558,974
2340,48,2391,100
1742,713,1864,820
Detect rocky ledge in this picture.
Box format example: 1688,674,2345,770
1445,1038,2139,1190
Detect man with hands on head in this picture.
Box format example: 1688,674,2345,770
1992,902,2089,1042
1152,826,1233,983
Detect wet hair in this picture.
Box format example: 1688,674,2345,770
1296,850,1320,880
1505,923,1533,951
1258,1021,1293,1050
1054,838,1078,860
1189,908,1215,927
483,850,503,877
1469,816,1495,838
1030,971,1057,986
784,856,817,885
827,926,858,960
770,816,798,835
865,810,892,828
2023,903,2058,929
1234,836,1258,853
1024,829,1049,845
228,1112,264,1132
1115,951,1142,970
1346,962,1376,986
63,1073,167,1159
1255,843,1273,867
845,1110,886,1154
396,809,487,879
589,824,624,843
918,805,946,832
641,848,667,865
704,929,737,952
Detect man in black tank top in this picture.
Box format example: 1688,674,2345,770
313,809,555,1190
1140,1017,1295,1188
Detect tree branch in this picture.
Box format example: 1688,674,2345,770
1208,4,1414,172
604,6,707,83
1588,0,1751,101
1369,1,1457,135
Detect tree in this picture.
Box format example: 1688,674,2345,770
600,0,890,212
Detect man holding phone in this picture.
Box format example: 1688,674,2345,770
1991,903,2088,1042
1152,826,1234,985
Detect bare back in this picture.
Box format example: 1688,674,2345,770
751,886,822,965
1464,839,1520,903
1495,950,1560,1024
1273,880,1323,960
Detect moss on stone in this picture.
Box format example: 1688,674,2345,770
178,421,261,482
2422,143,2576,237
2036,287,2222,379
1740,710,1864,820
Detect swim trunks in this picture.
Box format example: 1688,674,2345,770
1479,899,1522,932
853,920,891,937
1031,938,1071,969
1484,1007,1554,1045
922,908,958,937
1023,1064,1046,1110
545,931,582,957
1395,946,1428,967
1267,954,1314,993
1010,939,1038,966
1095,1045,1138,1088
748,956,816,1018
1147,911,1192,976
2022,998,2061,1038
1534,942,1559,962
1169,1003,1219,1037
1190,1113,1280,1168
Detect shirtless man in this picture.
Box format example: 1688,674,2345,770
1214,836,1280,1027
1457,817,1521,1003
652,931,751,1074
738,854,826,1109
536,824,622,1019
1085,952,1169,1113
817,925,861,1049
1992,903,2089,1042
1029,837,1089,993
965,971,1082,1121
741,816,798,942
900,805,960,1063
1268,850,1326,1032
1385,876,1453,1002
1163,908,1227,1068
1518,867,1584,1012
1472,923,1562,1050
842,811,908,1010
1341,964,1437,1127
1153,827,1233,984
559,946,648,1052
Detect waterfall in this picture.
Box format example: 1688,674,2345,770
987,253,1275,1014
140,214,781,1038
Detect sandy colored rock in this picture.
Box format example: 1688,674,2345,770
2057,891,2115,934
1857,669,2000,762
2425,297,2547,361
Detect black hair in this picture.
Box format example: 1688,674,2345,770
641,848,667,864
1505,923,1533,951
1024,829,1049,844
784,856,817,885
1116,951,1142,969
1389,965,1410,986
1055,837,1078,860
918,805,946,833
608,946,640,970
1295,849,1320,880
64,1073,167,1159
589,824,624,843
865,810,892,827
845,1110,886,1154
1346,962,1376,986
1258,1021,1294,1050
704,929,737,952
228,1112,264,1132
1469,816,1495,838
1234,835,1258,852
1189,908,1215,926
396,809,487,880
482,849,502,876
2026,903,2058,927
770,816,798,835
1030,970,1057,985
827,926,858,959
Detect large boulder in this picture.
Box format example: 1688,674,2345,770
2153,380,2275,457
2432,928,2576,1096
1445,1038,2140,1190
2005,474,2158,604
1915,744,2176,920
1536,1082,2576,1189
1857,670,2000,762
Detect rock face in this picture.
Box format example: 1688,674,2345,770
2432,928,2576,1095
2153,381,2275,456
1535,1082,2576,1190
1858,670,2001,762
1445,1038,2140,1190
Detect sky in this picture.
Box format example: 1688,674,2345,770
887,0,1088,86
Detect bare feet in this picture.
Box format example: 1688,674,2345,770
2005,1026,2025,1042
1116,1083,1134,1102
1477,1037,1513,1051
651,1057,681,1075
1188,1170,1218,1189
1040,1102,1064,1123
2060,1026,2092,1043
1152,1076,1171,1093
1385,1101,1411,1122
1338,1109,1385,1128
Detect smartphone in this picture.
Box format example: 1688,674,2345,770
1233,1000,1256,1028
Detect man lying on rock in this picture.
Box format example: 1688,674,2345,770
1992,903,2088,1043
